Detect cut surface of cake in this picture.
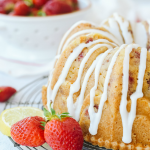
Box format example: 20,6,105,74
42,13,150,150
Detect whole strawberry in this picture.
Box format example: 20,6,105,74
0,7,5,14
11,116,45,147
30,7,39,16
43,0,73,16
0,0,19,14
33,0,47,8
43,105,83,150
14,1,30,16
0,86,16,102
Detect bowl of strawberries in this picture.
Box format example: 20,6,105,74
0,0,91,62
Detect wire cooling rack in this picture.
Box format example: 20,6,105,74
3,76,111,150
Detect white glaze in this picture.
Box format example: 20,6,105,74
57,21,96,54
88,44,126,135
47,54,61,111
101,18,124,44
147,20,150,51
99,18,108,26
62,29,120,52
48,55,60,80
49,39,114,108
120,45,147,143
75,53,102,117
47,74,53,111
113,13,133,44
67,43,113,121
134,22,147,48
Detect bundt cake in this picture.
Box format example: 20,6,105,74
42,13,150,150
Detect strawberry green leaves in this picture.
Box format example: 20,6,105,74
43,103,71,121
24,0,33,7
56,112,71,120
40,121,46,130
37,10,46,16
43,108,51,119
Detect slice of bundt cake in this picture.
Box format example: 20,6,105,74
42,13,150,150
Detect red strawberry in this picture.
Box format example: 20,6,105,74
86,38,93,44
43,0,73,15
30,7,39,16
11,116,46,147
14,1,30,16
0,0,22,14
33,0,47,8
0,7,5,14
55,0,79,10
43,105,83,150
0,0,15,13
72,0,78,2
70,0,78,10
0,86,16,102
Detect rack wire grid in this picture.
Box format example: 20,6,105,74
3,76,111,150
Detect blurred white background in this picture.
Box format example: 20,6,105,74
1,0,150,78
89,0,150,24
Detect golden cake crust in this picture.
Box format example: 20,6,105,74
80,95,150,150
79,47,150,149
49,33,116,114
56,22,98,55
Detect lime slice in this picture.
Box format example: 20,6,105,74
0,107,43,136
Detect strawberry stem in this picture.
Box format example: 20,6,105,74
24,0,33,7
43,103,71,122
40,121,46,130
37,11,46,16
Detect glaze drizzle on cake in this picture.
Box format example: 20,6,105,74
43,13,150,150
